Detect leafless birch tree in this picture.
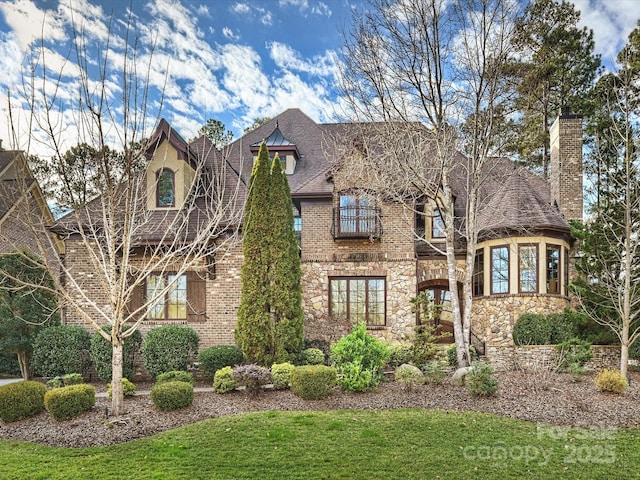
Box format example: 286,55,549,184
337,0,518,366
0,16,243,415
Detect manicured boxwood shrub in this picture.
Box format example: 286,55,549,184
142,325,199,379
32,326,92,377
198,345,244,380
151,381,194,411
213,366,236,393
156,370,195,385
107,378,136,398
290,365,337,400
0,381,46,422
232,364,271,394
90,326,143,382
271,362,294,390
44,384,96,420
300,348,325,365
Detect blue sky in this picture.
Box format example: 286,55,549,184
0,0,639,156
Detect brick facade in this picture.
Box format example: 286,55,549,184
56,111,592,373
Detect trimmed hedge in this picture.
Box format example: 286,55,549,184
271,362,294,390
151,381,194,411
156,370,195,385
512,313,577,346
300,348,325,365
142,325,199,379
213,366,236,393
90,326,143,382
44,384,96,420
290,365,337,400
32,326,92,377
198,345,244,380
0,381,46,422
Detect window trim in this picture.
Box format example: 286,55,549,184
564,247,570,297
546,244,561,295
156,168,176,208
146,272,188,321
431,208,445,239
329,276,387,327
518,244,538,294
490,245,510,294
473,249,484,296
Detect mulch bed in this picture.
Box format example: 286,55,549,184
1,370,638,448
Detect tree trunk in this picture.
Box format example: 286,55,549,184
620,341,629,381
111,334,125,416
16,351,31,380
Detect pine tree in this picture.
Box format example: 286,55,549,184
268,154,304,362
509,0,601,176
235,142,274,364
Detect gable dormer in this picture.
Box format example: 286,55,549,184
250,122,299,175
145,119,197,211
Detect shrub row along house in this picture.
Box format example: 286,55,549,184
4,109,584,367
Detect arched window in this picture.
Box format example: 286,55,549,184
156,169,175,207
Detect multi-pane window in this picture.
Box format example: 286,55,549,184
564,247,569,296
546,245,560,294
491,246,509,294
473,250,484,296
519,245,538,293
330,277,386,327
156,169,175,207
146,273,187,320
432,209,445,238
339,194,375,234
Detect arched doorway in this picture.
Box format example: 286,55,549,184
416,279,460,344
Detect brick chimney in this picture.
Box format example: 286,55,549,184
550,113,583,223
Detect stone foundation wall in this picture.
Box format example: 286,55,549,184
472,294,570,347
487,345,621,372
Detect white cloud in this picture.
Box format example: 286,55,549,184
268,41,338,77
0,0,66,49
196,4,209,16
222,27,239,40
573,0,640,67
231,2,250,14
312,2,332,17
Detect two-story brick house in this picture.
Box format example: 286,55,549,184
59,108,583,363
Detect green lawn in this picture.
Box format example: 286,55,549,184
1,409,639,479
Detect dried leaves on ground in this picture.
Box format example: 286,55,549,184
1,371,638,448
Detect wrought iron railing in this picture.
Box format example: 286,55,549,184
331,206,382,239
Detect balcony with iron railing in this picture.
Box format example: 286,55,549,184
331,206,382,240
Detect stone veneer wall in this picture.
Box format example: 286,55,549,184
301,259,417,344
488,345,621,372
472,294,570,348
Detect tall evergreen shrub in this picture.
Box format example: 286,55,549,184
235,143,304,364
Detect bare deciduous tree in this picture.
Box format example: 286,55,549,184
0,16,243,415
572,31,640,379
337,0,518,367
